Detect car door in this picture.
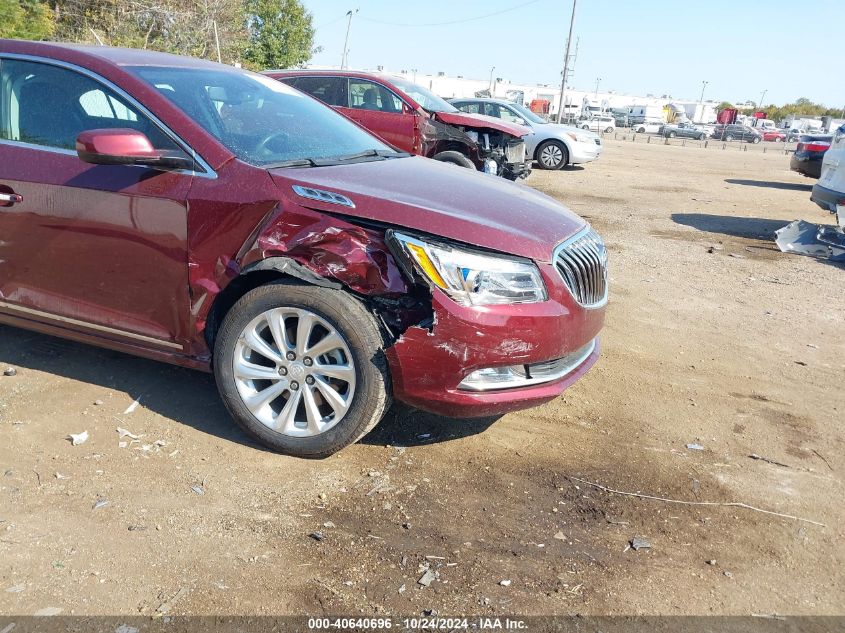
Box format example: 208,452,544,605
0,56,193,349
344,79,416,153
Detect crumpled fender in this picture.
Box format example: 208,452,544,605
237,202,409,296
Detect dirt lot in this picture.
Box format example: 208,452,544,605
1,139,843,618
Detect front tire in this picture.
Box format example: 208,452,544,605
432,150,476,169
724,134,734,142
214,282,391,458
667,131,677,138
536,140,569,170
750,136,761,144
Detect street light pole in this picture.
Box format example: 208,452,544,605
699,80,708,104
594,77,601,96
488,66,496,95
555,0,578,123
341,9,357,69
758,89,767,110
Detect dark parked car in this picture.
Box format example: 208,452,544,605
712,124,762,143
790,134,832,178
265,70,531,181
660,122,708,140
0,40,606,457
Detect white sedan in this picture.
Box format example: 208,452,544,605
632,122,663,134
580,116,616,133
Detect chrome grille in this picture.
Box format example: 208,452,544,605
553,227,608,308
504,140,525,164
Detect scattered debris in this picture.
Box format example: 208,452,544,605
115,625,140,633
499,579,512,587
123,398,141,415
93,399,103,406
567,476,826,527
794,360,808,366
417,570,437,587
5,584,25,593
67,431,89,446
3,367,17,377
33,607,62,616
397,584,406,594
402,522,411,530
775,220,845,262
751,613,785,621
417,433,432,440
724,571,734,578
54,472,68,480
322,521,335,529
686,443,705,451
811,449,833,472
116,427,139,440
318,493,327,501
92,499,109,510
554,531,566,540
191,485,205,496
308,531,324,542
728,252,746,259
706,559,717,566
749,454,791,468
155,587,188,615
630,537,651,551
127,525,146,532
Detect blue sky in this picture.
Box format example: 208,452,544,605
302,0,845,108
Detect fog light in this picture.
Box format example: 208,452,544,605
483,159,498,174
459,365,527,390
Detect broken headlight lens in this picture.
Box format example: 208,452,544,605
389,231,547,306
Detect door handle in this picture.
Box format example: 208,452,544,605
0,192,23,205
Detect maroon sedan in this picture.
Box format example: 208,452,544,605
0,41,606,457
266,69,532,181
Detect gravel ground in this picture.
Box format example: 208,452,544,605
1,139,843,618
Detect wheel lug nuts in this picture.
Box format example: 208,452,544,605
290,381,299,391
305,376,315,385
303,357,313,366
286,351,296,361
278,367,287,376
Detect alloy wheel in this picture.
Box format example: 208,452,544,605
540,143,563,168
232,307,356,437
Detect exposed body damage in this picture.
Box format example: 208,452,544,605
419,115,529,181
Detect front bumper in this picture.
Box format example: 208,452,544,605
811,183,845,213
503,159,532,180
385,263,605,418
570,139,603,164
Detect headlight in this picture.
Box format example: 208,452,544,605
388,231,547,306
566,132,593,144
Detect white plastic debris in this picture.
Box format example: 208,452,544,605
116,427,139,440
68,431,89,446
686,443,705,451
499,579,512,587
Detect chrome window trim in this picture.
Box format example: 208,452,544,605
552,225,609,310
0,53,217,179
0,300,183,350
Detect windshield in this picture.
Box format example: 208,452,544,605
127,66,396,167
507,102,548,125
386,75,457,113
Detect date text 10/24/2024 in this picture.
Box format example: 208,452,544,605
307,617,529,630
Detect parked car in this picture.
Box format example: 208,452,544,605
790,134,832,178
660,122,708,140
449,97,603,170
712,124,762,143
633,121,663,134
579,116,616,134
265,70,531,181
811,125,845,215
0,40,607,457
760,129,787,142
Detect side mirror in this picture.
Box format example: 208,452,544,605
76,129,194,171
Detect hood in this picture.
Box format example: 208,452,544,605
433,111,530,139
544,123,600,140
269,156,584,263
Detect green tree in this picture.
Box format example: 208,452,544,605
716,101,735,111
243,0,315,70
0,0,54,40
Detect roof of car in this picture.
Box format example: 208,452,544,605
264,68,400,82
0,39,228,70
449,97,512,105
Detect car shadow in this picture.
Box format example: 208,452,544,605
725,178,813,192
0,325,502,452
671,213,791,240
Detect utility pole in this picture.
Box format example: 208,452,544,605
488,66,496,95
555,0,578,123
758,89,767,109
594,77,601,96
699,80,708,104
341,9,357,69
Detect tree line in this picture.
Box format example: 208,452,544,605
717,98,844,121
0,0,317,70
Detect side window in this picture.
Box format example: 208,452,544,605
456,102,481,115
348,80,403,114
293,76,348,107
496,106,526,124
0,59,180,152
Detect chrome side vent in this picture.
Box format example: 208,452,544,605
292,185,355,208
553,227,608,308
